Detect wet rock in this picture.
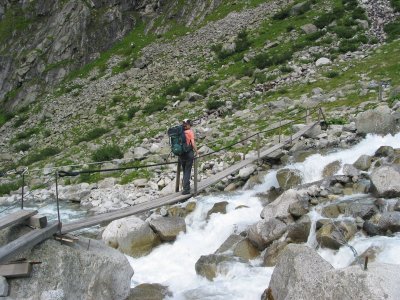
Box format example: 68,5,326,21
233,238,260,261
353,154,373,171
378,211,400,233
206,201,228,219
261,189,304,220
263,240,289,267
128,283,172,300
346,201,378,220
166,206,187,217
286,215,311,243
351,245,382,266
343,164,360,177
322,160,341,177
215,234,243,253
0,276,8,297
370,165,400,197
363,220,384,236
374,146,395,158
195,254,240,281
266,244,333,300
288,198,309,218
394,200,400,212
316,220,357,249
238,164,256,179
321,204,341,218
276,168,302,190
102,216,160,257
247,218,287,250
149,217,186,242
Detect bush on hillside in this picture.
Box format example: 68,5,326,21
272,7,291,20
206,98,224,111
76,127,109,144
338,39,360,53
384,20,400,41
25,147,61,165
324,71,340,78
92,145,123,162
192,79,215,96
211,30,251,60
13,115,28,128
352,7,367,20
127,106,140,119
331,26,357,39
164,77,198,96
305,30,325,41
14,143,31,152
143,97,168,115
15,127,40,141
253,49,294,69
0,181,21,196
392,0,400,12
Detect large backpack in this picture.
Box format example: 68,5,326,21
167,125,191,156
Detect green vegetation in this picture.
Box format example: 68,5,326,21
75,127,109,144
92,145,123,162
206,98,224,110
143,97,168,115
164,76,198,96
14,127,40,141
24,147,61,165
13,115,28,128
0,181,21,196
211,30,251,60
0,109,13,128
127,106,141,119
0,5,34,44
392,0,400,12
14,143,31,152
384,20,400,41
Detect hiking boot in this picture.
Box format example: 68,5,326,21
182,190,191,195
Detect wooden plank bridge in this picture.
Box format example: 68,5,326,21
0,117,319,265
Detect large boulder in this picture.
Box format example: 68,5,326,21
286,215,311,243
266,244,333,300
322,160,342,177
7,239,133,300
355,105,397,135
232,239,260,261
276,169,302,190
266,244,400,300
195,254,240,281
378,212,400,233
148,216,186,241
261,189,305,220
263,240,289,267
247,218,287,250
353,154,373,171
206,201,228,219
370,165,400,198
102,216,160,257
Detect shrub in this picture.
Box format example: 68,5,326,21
111,95,124,106
235,30,251,53
92,145,123,162
352,7,367,20
164,77,198,96
338,40,360,53
0,110,13,128
342,0,358,10
314,13,336,29
143,97,168,115
206,98,224,110
355,34,369,44
324,71,340,78
327,117,347,125
14,143,31,152
15,127,40,141
192,79,215,96
331,26,357,39
384,21,400,41
236,65,255,78
25,147,61,165
280,65,293,73
286,25,295,32
305,30,325,41
254,72,267,83
127,106,140,119
76,127,109,144
392,0,400,12
13,115,28,128
273,7,291,20
0,181,21,196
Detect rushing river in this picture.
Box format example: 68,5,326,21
127,133,400,300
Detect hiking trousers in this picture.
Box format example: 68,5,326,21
179,150,194,192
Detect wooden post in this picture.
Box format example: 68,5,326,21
194,157,198,195
175,162,181,192
257,133,261,162
55,172,61,234
21,173,25,209
378,82,383,101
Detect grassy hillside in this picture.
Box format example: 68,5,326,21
0,0,399,193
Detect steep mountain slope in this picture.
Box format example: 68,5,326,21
0,0,399,192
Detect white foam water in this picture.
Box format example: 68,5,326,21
128,133,400,299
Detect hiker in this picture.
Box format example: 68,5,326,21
179,119,199,195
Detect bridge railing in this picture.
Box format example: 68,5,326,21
1,106,326,232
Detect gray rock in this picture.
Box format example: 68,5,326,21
343,164,360,177
322,160,341,177
374,145,395,157
288,198,309,218
370,165,400,197
247,218,287,250
133,147,150,160
195,254,237,281
0,276,8,297
286,215,311,243
355,105,397,135
263,240,289,267
300,24,318,34
353,154,373,171
261,189,304,220
346,201,378,220
266,244,333,300
232,238,260,261
316,220,357,249
378,212,400,233
128,283,172,300
149,216,186,241
276,168,302,190
40,289,64,300
315,57,332,66
206,201,228,219
7,239,133,300
102,216,160,257
238,164,256,179
215,234,243,254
